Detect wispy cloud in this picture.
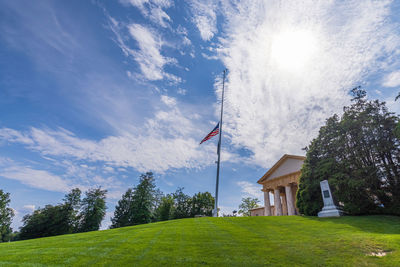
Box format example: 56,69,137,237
0,96,239,173
189,0,218,41
0,163,71,192
107,15,180,82
120,0,173,28
237,181,263,200
216,0,400,166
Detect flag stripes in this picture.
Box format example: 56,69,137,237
200,123,219,144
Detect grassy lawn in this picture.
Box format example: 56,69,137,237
0,215,399,266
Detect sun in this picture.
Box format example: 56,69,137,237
271,30,317,71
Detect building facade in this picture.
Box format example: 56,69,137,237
250,154,305,216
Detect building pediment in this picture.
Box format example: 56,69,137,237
257,154,305,184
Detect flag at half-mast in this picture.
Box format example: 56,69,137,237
200,123,219,144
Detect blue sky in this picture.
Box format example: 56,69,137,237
1,0,400,230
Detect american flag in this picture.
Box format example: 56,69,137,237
200,123,219,144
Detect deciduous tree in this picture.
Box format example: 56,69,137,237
0,190,14,242
190,192,214,217
238,197,260,216
78,188,107,232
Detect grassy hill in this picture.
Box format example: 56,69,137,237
0,216,399,266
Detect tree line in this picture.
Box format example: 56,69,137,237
0,172,214,242
110,172,214,228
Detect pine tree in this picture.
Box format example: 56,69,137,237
110,189,134,228
129,172,156,225
111,172,157,227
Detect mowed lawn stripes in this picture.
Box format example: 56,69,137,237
0,216,399,266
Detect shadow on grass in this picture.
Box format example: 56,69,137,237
303,215,400,234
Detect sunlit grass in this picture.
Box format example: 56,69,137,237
0,216,399,266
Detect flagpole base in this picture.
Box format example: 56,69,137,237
212,209,218,217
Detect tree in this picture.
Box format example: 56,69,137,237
155,194,175,221
297,87,400,215
78,188,107,232
190,192,214,217
111,172,157,227
129,172,156,225
395,93,400,139
110,189,134,229
171,188,192,219
63,188,81,232
0,190,14,242
19,204,72,240
238,197,260,216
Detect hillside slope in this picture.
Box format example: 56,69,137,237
0,216,399,266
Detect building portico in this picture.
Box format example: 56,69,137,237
250,154,305,216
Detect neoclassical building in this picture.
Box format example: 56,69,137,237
250,154,305,216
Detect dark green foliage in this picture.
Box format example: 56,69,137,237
110,189,134,228
19,204,73,240
0,190,14,242
395,92,400,139
111,172,156,228
156,194,175,221
297,87,400,215
238,197,260,216
190,192,214,217
130,172,156,225
111,174,216,227
63,188,81,232
78,188,107,232
171,187,192,219
19,188,108,240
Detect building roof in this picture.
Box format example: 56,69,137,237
257,154,306,184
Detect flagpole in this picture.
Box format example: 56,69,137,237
213,69,227,217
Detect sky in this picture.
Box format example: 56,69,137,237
1,0,400,230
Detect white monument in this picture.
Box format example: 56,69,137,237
318,180,344,217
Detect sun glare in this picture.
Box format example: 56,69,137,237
271,30,317,71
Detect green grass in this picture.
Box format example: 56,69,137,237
0,216,399,266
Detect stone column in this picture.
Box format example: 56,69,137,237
285,185,295,215
281,192,288,215
264,190,272,216
274,188,282,216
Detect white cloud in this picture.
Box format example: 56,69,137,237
237,181,263,200
120,0,173,28
0,96,238,174
217,0,400,166
128,23,173,80
107,16,179,82
383,70,400,87
0,164,71,192
177,88,187,95
189,0,218,41
201,52,219,60
161,95,177,106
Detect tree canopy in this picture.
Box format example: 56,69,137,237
238,197,260,216
297,88,400,215
78,188,107,232
0,189,14,242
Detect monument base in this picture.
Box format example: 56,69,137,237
318,205,344,217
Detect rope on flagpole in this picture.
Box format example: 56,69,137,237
213,69,227,217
